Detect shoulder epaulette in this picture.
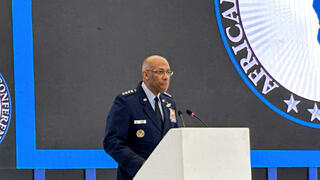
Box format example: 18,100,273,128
163,92,172,98
121,89,137,96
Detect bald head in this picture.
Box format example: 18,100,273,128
142,55,169,72
141,55,171,95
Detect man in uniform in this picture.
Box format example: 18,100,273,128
103,55,178,180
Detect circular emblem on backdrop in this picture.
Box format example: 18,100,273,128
0,73,11,144
215,0,320,128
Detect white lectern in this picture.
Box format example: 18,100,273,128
134,128,251,180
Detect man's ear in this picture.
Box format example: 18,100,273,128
142,71,148,80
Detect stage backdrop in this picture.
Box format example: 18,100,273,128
32,0,320,151
31,0,320,151
2,0,320,179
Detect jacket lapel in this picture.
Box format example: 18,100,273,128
161,95,172,135
136,83,162,132
144,103,162,132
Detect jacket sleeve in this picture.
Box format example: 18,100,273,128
103,95,145,177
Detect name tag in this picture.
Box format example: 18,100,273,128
134,120,147,124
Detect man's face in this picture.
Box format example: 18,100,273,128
144,58,171,95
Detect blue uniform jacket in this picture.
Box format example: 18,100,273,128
103,82,178,180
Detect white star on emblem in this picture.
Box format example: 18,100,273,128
308,103,320,122
283,94,300,113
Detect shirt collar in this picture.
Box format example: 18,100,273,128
141,82,161,103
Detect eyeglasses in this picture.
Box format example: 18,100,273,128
146,70,174,77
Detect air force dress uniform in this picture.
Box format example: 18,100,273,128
103,82,178,180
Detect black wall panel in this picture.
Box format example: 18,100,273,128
278,168,308,180
45,169,84,180
0,169,33,180
0,0,15,169
96,169,117,180
252,168,267,180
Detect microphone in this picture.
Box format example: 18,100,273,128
186,109,208,127
177,110,186,127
